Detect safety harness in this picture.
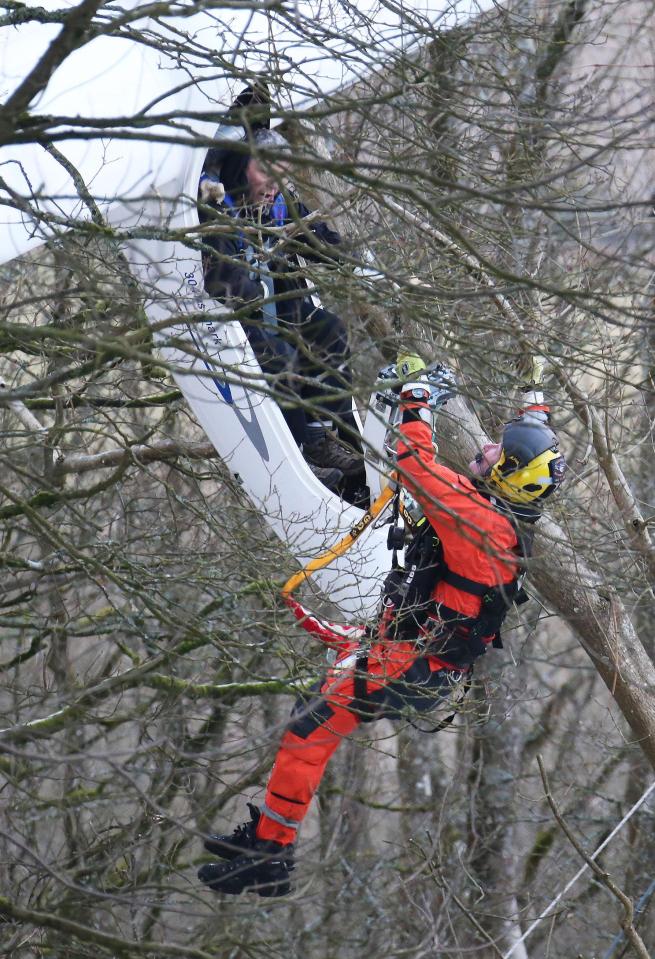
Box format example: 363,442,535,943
352,492,532,721
219,191,289,329
221,190,289,236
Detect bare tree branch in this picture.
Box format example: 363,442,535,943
537,755,651,959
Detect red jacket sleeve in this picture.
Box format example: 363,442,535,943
397,420,520,618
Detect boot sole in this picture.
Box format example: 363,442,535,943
199,861,292,897
204,875,291,898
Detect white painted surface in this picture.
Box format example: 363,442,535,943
0,0,495,615
0,0,497,263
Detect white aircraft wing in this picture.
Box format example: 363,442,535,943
0,0,495,616
0,0,496,263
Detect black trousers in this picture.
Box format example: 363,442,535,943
244,301,352,447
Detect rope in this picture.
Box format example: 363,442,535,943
502,778,655,959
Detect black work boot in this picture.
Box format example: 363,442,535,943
204,802,261,860
307,462,343,490
198,839,294,898
304,431,362,478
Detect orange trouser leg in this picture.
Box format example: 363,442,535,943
256,640,420,844
256,673,361,843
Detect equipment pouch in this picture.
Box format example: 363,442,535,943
423,618,486,668
379,524,444,641
469,583,520,646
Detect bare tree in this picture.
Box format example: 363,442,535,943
1,1,655,958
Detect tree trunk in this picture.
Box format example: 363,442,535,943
468,665,530,959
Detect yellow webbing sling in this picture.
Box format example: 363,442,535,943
281,481,395,598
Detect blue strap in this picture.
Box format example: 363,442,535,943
270,192,287,227
222,192,280,327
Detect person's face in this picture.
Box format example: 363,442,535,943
245,158,279,206
469,442,502,477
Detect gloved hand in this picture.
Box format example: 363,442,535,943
522,354,546,386
397,359,456,415
517,353,549,423
198,173,226,205
518,353,545,392
398,380,434,427
396,352,427,381
423,362,456,409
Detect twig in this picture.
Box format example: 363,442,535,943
0,894,216,959
383,196,525,331
503,769,655,958
55,438,219,475
411,840,506,958
0,376,46,433
559,372,655,586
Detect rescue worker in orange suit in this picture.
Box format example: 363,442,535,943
198,357,566,897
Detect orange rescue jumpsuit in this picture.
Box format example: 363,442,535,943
256,418,520,845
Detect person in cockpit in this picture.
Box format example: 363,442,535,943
198,114,363,492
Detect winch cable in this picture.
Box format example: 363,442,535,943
502,777,655,959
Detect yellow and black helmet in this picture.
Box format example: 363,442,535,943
490,419,566,505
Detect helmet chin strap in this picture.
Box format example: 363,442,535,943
491,494,541,525
472,480,542,525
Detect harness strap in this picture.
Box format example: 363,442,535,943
351,648,472,729
223,191,281,325
352,653,380,722
390,487,401,570
441,569,491,596
221,193,247,252
270,193,287,227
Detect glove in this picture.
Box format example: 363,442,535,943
398,362,456,421
198,173,225,205
397,352,427,381
399,381,434,427
423,363,456,409
521,354,545,386
518,353,550,423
